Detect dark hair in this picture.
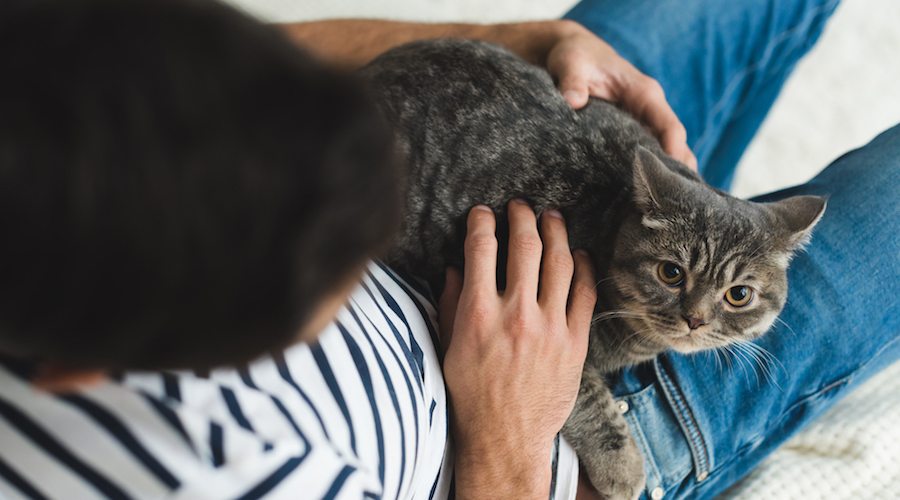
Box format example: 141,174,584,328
0,0,401,370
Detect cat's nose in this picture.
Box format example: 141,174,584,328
682,315,708,330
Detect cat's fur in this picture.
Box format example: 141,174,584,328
362,39,825,499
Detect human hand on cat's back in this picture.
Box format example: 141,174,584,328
438,200,598,498
545,20,697,170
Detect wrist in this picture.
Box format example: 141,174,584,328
453,436,555,499
486,19,585,66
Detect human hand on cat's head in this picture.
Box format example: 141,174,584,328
437,200,598,497
546,20,697,170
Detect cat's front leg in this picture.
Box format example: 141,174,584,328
562,367,645,500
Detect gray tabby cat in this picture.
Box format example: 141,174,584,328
361,39,825,499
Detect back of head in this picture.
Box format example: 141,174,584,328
0,0,400,370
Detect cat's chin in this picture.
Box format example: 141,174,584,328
665,334,715,354
669,342,709,354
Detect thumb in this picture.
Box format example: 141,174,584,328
438,267,463,354
558,75,590,109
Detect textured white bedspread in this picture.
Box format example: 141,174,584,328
725,360,900,499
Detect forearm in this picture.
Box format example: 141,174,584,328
278,19,581,69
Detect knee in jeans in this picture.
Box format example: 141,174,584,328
813,123,900,207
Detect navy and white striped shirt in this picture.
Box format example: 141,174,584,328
0,262,578,499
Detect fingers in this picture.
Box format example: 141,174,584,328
438,267,463,354
566,250,598,339
618,76,697,171
639,97,696,169
558,73,591,109
545,29,697,171
463,205,498,294
661,129,698,170
538,210,574,311
505,199,542,299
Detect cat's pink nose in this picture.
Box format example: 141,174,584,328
683,315,707,330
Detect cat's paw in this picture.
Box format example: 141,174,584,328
582,436,646,500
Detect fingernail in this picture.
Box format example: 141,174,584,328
472,205,492,213
563,90,582,102
545,209,564,220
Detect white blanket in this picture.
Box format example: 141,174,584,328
724,360,900,499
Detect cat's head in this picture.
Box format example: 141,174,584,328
605,146,826,354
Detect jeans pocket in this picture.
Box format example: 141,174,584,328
618,382,694,499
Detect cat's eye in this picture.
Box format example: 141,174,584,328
657,262,684,286
725,286,754,307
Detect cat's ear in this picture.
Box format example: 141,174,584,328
765,195,827,250
632,145,685,216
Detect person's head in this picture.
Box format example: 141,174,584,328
0,0,401,374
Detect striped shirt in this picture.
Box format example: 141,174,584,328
0,261,578,499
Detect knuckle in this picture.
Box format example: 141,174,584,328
510,292,536,313
643,77,664,95
503,312,533,336
546,253,575,278
464,297,494,324
510,234,542,255
637,78,664,101
573,282,598,303
465,233,498,255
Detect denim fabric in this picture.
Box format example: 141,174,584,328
565,0,840,190
565,1,900,498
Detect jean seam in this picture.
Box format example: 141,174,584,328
776,330,900,422
693,0,841,153
653,357,710,482
624,408,663,495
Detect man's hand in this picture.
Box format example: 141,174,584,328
544,21,697,169
438,200,597,499
281,19,696,170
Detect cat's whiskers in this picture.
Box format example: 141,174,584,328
718,345,734,371
722,344,753,387
705,349,724,374
773,316,798,338
591,310,644,325
717,337,784,391
718,346,733,372
614,325,659,353
703,331,757,386
739,340,783,370
734,340,785,391
592,276,616,290
736,342,768,387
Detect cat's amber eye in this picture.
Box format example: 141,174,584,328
657,262,684,286
725,286,754,307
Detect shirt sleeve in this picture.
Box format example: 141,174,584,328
553,435,580,500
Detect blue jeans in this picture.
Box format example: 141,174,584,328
565,1,900,498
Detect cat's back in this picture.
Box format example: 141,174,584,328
361,39,573,129
361,39,655,281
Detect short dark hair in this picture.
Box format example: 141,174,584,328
0,0,401,370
